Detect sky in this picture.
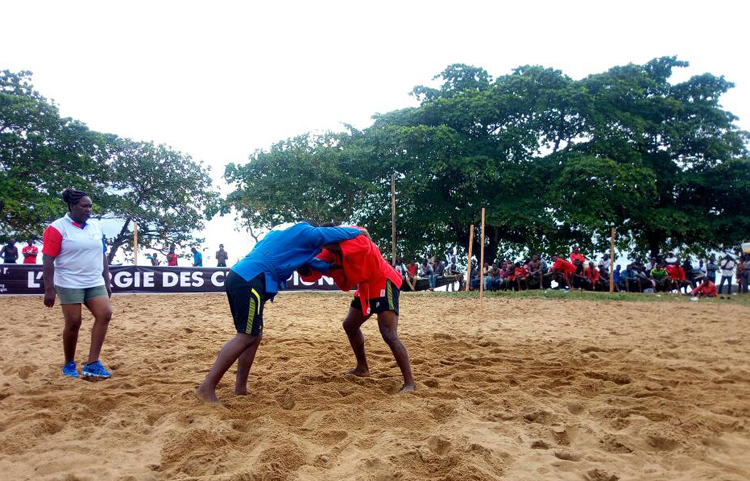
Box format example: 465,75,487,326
2,0,749,266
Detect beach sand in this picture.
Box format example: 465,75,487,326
0,292,748,481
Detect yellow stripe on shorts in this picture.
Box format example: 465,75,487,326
387,280,394,310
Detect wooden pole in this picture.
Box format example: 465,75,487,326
609,227,615,294
133,220,139,267
479,208,486,305
391,173,396,265
465,224,474,292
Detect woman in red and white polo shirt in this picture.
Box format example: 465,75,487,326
43,188,113,380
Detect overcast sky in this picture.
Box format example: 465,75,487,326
3,0,748,265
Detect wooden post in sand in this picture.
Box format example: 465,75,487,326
391,173,397,265
479,208,486,305
133,220,139,267
609,227,615,294
465,224,474,292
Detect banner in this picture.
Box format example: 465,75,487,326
0,265,338,295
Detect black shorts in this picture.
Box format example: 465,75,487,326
351,279,400,316
225,270,267,336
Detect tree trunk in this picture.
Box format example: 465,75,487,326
106,217,132,264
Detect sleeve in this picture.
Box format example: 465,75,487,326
306,224,361,247
42,225,63,256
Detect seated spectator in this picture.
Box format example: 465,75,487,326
514,262,529,291
404,259,418,291
666,261,691,294
665,252,678,265
692,277,717,298
620,265,640,292
584,261,600,291
612,264,621,292
527,255,544,289
682,258,695,288
650,263,672,292
739,254,750,294
431,259,445,290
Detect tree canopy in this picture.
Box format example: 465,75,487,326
224,57,749,260
0,70,219,260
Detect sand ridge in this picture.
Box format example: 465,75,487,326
0,292,748,480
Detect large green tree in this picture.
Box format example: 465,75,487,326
0,70,110,241
0,70,219,258
224,58,749,261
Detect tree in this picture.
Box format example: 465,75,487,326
224,59,749,261
104,138,220,263
0,70,220,258
0,70,110,241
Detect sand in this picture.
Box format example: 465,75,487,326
0,292,748,481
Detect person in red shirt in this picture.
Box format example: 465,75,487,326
570,246,586,265
514,263,529,291
692,277,717,298
551,256,577,289
22,240,39,264
166,247,178,266
666,261,693,294
300,234,415,393
584,261,600,291
404,259,418,291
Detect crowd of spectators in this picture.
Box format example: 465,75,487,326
386,245,750,296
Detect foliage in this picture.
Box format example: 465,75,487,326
0,70,219,258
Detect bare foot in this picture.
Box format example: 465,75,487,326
346,367,370,377
195,385,220,404
234,388,248,396
399,384,416,394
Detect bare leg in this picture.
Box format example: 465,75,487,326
84,296,113,364
61,304,83,364
342,307,370,376
234,332,263,395
196,333,259,404
377,311,415,393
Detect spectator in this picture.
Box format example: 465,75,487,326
166,247,178,266
620,265,640,292
404,259,418,291
570,246,585,265
682,258,695,288
651,263,671,292
612,264,621,292
598,253,611,272
584,261,600,291
432,260,445,290
1,239,19,264
216,244,229,267
420,259,433,282
692,276,717,298
22,240,39,264
191,247,203,267
718,255,735,294
527,255,544,290
740,255,750,294
394,257,407,278
514,262,529,290
149,253,161,266
665,252,678,265
706,256,718,283
667,261,691,294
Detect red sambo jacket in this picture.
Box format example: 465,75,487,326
301,235,402,315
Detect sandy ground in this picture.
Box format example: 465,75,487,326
0,292,748,481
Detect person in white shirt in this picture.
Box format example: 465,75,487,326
718,255,736,294
43,189,113,380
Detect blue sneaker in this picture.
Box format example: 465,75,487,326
81,360,111,379
62,361,79,378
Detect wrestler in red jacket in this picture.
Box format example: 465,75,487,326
300,235,415,393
